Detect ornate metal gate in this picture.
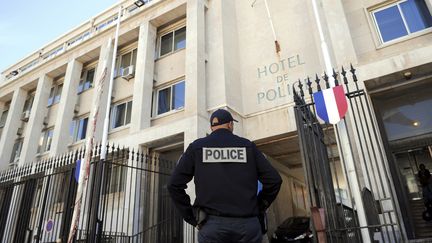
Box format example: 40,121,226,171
0,144,183,243
293,66,404,242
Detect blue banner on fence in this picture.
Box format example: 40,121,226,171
74,159,81,182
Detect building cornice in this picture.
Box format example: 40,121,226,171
1,0,163,86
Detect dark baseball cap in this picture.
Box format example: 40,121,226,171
210,109,238,126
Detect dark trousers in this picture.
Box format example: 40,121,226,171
198,215,262,243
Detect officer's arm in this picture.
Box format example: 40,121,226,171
253,142,282,211
167,144,197,226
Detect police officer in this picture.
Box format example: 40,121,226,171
168,109,282,243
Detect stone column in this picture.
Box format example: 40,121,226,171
183,117,208,243
0,102,5,138
184,1,207,241
20,75,53,164
50,59,83,155
91,39,114,143
0,88,27,170
130,21,157,133
319,0,357,65
185,0,207,119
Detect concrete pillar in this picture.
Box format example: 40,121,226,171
50,59,83,155
183,2,207,241
89,39,114,144
20,75,53,164
319,0,357,65
217,1,243,112
183,117,208,243
185,0,207,119
0,88,27,170
130,21,156,133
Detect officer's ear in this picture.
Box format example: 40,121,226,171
229,121,234,132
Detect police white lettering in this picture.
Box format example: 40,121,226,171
203,147,247,163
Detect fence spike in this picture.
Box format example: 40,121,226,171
297,79,304,98
306,77,312,95
111,144,115,159
97,143,102,155
315,74,322,91
341,66,348,85
323,72,329,89
143,153,147,165
332,68,339,86
350,63,358,82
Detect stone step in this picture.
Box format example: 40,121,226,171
409,200,432,240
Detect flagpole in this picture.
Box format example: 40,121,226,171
311,0,371,242
67,3,122,242
101,2,122,161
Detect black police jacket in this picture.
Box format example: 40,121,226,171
167,128,282,226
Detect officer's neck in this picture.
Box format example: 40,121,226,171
211,127,232,133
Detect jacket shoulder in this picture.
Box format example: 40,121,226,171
189,137,207,148
232,134,254,146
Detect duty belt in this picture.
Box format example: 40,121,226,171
203,208,256,218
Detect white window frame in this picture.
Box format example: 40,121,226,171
153,80,185,117
371,0,432,44
110,100,133,130
78,67,96,94
104,163,126,194
157,20,187,58
23,91,35,113
39,128,54,153
115,48,137,77
47,82,64,107
71,116,89,142
0,104,10,128
10,139,23,164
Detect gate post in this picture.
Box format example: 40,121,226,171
335,121,371,242
88,157,105,242
311,207,326,243
3,179,24,242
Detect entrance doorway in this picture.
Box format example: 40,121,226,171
394,147,432,201
256,134,308,241
372,77,432,240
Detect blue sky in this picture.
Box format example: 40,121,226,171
0,0,119,71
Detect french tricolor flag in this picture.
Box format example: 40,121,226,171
313,85,348,124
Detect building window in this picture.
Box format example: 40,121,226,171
70,117,88,142
116,49,137,76
10,139,23,164
78,68,95,94
105,164,126,194
0,108,9,129
0,104,9,139
111,100,132,129
159,26,186,57
47,83,63,106
155,80,185,116
23,93,35,113
38,128,54,153
372,0,432,43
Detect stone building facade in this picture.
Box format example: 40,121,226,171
1,0,432,241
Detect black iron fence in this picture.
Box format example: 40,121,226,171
0,144,183,243
293,66,403,242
